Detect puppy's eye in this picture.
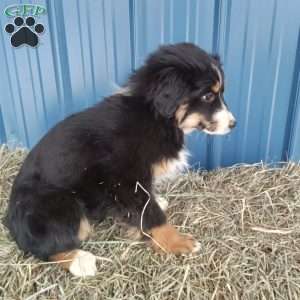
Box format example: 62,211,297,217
201,92,215,103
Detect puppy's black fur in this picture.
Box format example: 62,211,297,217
5,43,224,260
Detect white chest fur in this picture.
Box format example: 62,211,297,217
152,149,190,184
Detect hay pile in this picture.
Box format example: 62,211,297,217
0,147,299,299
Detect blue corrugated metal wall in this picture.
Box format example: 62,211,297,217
0,0,300,169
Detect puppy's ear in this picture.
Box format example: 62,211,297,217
211,54,222,65
149,72,188,118
212,54,220,61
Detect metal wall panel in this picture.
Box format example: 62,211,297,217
0,0,132,148
131,0,300,168
0,0,299,168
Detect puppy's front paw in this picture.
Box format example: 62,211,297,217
150,224,200,255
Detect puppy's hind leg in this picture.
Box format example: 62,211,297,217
50,217,97,277
7,190,97,277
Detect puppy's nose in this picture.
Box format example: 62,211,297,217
229,119,237,129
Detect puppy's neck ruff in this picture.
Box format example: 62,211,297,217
153,148,190,184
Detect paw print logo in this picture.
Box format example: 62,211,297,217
5,16,44,47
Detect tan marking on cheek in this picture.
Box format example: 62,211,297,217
149,224,197,254
211,81,221,93
78,217,92,241
175,104,188,124
179,112,204,131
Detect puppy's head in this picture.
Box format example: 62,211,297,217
129,43,236,135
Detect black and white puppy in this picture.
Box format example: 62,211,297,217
6,43,236,276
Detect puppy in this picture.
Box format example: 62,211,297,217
5,43,236,276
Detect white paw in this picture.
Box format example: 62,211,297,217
69,250,97,277
156,196,168,211
192,241,201,253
